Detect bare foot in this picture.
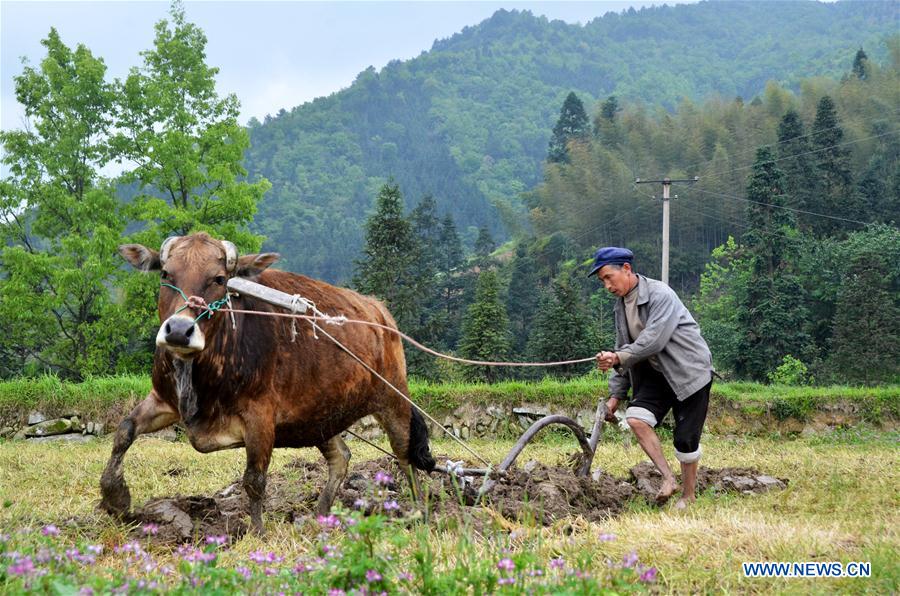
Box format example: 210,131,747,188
655,477,680,504
674,496,695,510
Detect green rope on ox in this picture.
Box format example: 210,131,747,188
160,282,231,323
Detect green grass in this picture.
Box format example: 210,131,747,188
1,375,898,429
0,431,897,593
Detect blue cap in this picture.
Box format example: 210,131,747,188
587,247,633,277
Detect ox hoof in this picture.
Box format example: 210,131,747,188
99,480,132,518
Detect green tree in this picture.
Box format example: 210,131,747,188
810,95,858,236
436,214,466,349
692,236,750,375
600,95,620,121
506,243,540,357
777,110,817,215
735,147,812,380
827,225,900,384
406,196,443,378
114,1,269,251
852,47,869,80
353,181,420,330
0,29,148,379
547,91,589,163
526,272,597,379
459,270,511,382
474,226,496,259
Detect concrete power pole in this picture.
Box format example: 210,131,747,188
634,176,699,286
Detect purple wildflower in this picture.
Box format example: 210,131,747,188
366,569,383,582
353,498,368,509
41,524,60,537
78,587,94,596
236,566,252,580
374,471,393,486
383,500,400,511
317,514,342,529
397,571,413,582
498,577,516,585
497,558,515,572
639,566,658,583
622,551,639,568
328,590,345,596
598,533,616,542
6,555,35,577
205,534,228,546
142,523,159,536
249,550,284,565
549,557,565,570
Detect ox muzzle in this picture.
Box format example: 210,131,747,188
156,315,205,355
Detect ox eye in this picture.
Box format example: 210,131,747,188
160,270,170,280
213,275,226,286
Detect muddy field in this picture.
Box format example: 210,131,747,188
124,456,788,545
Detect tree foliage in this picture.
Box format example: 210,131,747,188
0,30,146,379
459,270,511,383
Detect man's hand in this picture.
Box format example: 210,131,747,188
595,351,620,372
604,396,620,422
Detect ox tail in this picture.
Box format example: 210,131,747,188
408,407,436,472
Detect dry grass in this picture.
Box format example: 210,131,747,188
1,429,897,594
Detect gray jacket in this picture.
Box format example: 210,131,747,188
609,275,713,401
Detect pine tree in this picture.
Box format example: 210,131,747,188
811,95,858,236
352,181,419,331
459,270,511,383
777,110,817,215
547,92,589,163
735,147,812,380
474,226,496,259
436,214,465,349
406,196,442,378
526,272,597,379
506,243,540,357
852,47,869,80
828,226,900,384
600,96,620,121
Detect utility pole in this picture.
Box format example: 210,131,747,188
634,176,698,286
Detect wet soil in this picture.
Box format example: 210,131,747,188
128,456,788,544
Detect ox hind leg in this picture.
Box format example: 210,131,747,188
100,391,179,517
316,435,351,515
374,400,435,501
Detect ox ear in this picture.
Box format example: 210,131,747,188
235,253,279,280
118,244,161,272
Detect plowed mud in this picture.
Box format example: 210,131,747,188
128,456,787,544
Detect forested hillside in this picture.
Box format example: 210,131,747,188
244,1,898,282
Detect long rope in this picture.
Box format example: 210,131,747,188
214,306,598,368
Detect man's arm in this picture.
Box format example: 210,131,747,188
615,289,680,367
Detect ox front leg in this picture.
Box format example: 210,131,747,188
100,391,178,517
316,435,351,516
242,422,275,536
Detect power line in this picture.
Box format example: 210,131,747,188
699,128,900,185
692,186,890,228
677,108,900,176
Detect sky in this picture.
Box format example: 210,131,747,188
1,1,694,132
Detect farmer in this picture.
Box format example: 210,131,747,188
589,247,713,509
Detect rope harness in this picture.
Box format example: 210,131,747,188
159,282,602,467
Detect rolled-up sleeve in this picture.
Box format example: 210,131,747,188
608,367,631,399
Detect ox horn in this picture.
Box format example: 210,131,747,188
222,240,238,273
159,236,182,266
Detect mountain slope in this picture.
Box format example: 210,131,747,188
244,0,898,283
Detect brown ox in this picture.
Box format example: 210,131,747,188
101,233,435,533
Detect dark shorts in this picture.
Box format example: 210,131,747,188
624,362,712,463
